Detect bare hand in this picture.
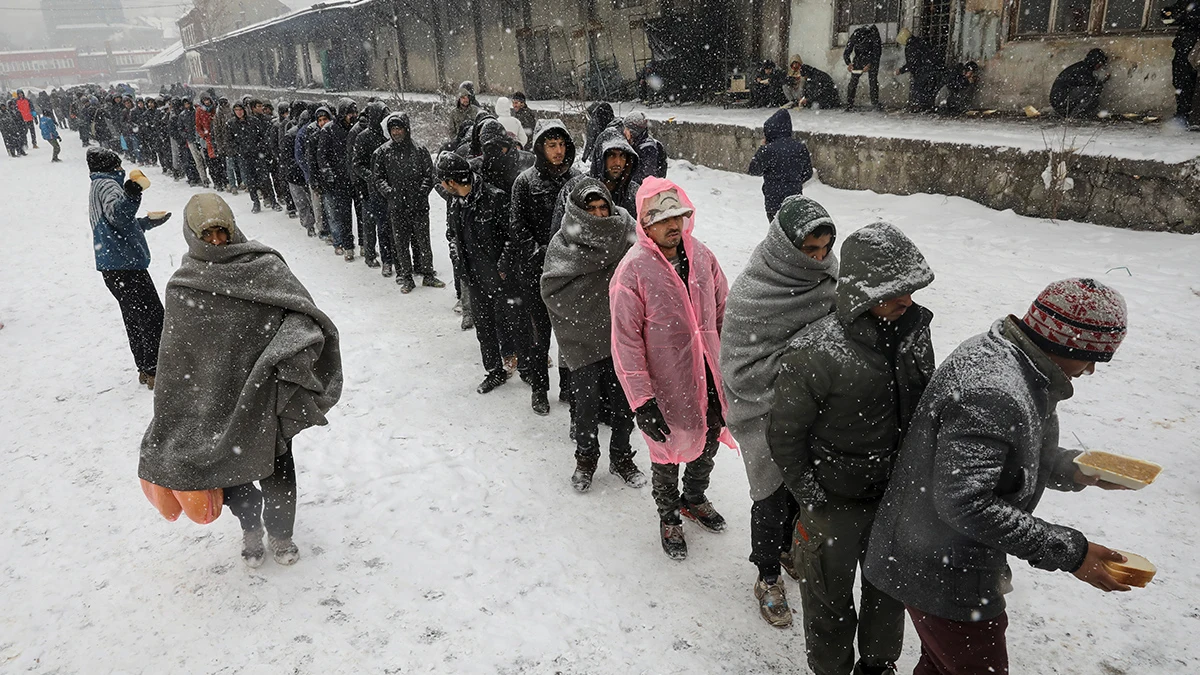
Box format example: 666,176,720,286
1074,469,1132,490
846,65,854,73
499,272,506,280
862,64,870,72
1072,543,1131,592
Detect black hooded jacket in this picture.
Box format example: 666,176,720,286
588,127,640,215
843,24,882,68
317,99,356,194
283,109,310,185
476,118,534,193
371,112,434,212
351,102,389,195
1050,49,1107,110
447,174,518,297
748,109,813,217
582,102,614,163
510,120,581,284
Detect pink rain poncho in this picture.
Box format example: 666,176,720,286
609,177,737,465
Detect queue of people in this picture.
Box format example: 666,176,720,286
80,79,1144,675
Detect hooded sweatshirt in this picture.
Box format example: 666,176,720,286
747,109,813,218
510,120,581,282
721,196,838,500
541,178,637,370
371,111,433,211
610,177,737,464
139,194,343,491
767,222,935,504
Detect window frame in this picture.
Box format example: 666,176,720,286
1009,0,1173,37
832,0,903,46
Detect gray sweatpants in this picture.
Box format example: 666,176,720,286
289,183,315,232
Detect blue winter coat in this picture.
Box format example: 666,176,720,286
39,115,60,141
89,171,162,271
747,109,813,218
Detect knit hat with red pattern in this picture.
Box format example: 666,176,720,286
1020,278,1127,363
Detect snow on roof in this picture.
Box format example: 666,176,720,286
197,0,377,48
141,41,185,70
0,48,77,56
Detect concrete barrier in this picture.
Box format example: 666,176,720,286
217,87,1200,233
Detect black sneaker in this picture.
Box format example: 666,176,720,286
251,203,262,214
422,275,446,288
397,275,416,294
661,521,687,560
532,390,550,416
364,256,381,269
681,500,727,533
609,456,646,488
477,369,508,394
571,456,598,493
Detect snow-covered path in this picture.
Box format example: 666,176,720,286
2,142,1198,674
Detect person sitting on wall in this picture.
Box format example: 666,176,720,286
941,61,980,115
1050,49,1109,119
750,60,787,108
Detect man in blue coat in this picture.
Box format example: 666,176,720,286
88,147,172,389
748,109,813,221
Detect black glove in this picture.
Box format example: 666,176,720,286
635,399,671,443
123,180,143,198
320,168,337,186
792,469,828,510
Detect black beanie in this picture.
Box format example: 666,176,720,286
87,147,122,173
436,151,473,184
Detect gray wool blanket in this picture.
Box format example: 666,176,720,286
139,224,343,491
540,178,636,371
720,216,838,501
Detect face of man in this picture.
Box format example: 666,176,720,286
869,294,913,322
234,107,245,119
585,197,610,218
252,103,265,115
543,136,567,166
345,112,357,125
317,115,330,128
458,95,470,108
441,178,471,197
644,214,684,251
201,226,229,246
799,232,833,261
604,151,627,181
389,126,407,142
1048,354,1097,379
512,100,525,111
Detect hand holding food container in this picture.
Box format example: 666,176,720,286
1073,449,1162,589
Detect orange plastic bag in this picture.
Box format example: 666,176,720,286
140,479,223,524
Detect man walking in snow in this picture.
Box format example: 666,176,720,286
87,147,172,389
40,110,62,162
768,222,936,675
610,178,735,561
15,90,37,149
510,120,582,415
140,193,342,569
373,112,444,293
748,109,814,222
865,278,1134,675
720,196,837,629
541,179,645,493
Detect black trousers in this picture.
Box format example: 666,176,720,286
1054,85,1103,118
467,275,529,377
846,64,880,107
1172,55,1197,120
651,430,719,524
389,206,435,277
101,269,164,375
571,358,634,461
520,283,552,393
225,447,297,539
750,483,801,578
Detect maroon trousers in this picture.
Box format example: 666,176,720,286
907,606,1009,675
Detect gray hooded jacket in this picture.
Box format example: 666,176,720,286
768,222,935,505
864,316,1089,623
721,197,838,501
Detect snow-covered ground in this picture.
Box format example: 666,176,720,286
2,139,1198,674
253,86,1200,164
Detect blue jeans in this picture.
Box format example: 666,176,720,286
323,191,354,249
226,156,244,189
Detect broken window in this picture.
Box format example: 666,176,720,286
835,0,902,33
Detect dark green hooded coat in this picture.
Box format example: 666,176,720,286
767,222,936,504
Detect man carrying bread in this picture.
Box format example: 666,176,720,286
864,278,1132,675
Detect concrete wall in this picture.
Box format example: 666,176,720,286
218,84,1199,233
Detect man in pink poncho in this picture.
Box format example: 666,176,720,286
610,177,737,560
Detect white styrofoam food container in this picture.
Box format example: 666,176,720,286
1073,451,1163,490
